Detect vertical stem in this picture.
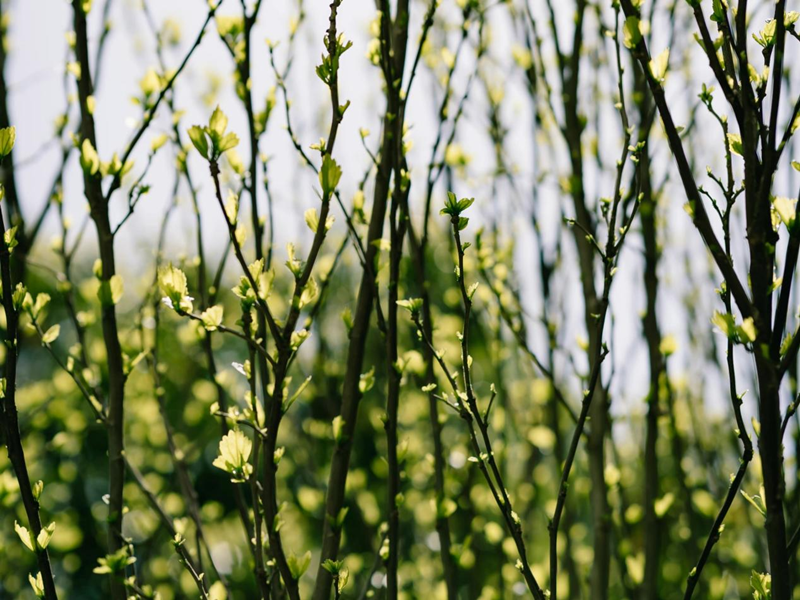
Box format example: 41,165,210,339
0,2,24,284
71,3,126,598
406,226,459,598
0,204,58,599
636,66,662,600
560,3,611,594
312,2,410,595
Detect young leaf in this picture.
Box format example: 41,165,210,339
15,522,35,552
212,430,253,483
187,125,210,159
286,550,311,580
623,17,642,49
28,573,45,599
726,133,743,156
750,570,772,599
200,305,224,331
305,208,320,233
79,139,100,175
649,48,670,83
36,522,56,550
42,325,61,345
0,125,15,158
319,155,342,196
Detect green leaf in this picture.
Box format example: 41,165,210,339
42,324,61,345
741,489,767,518
12,283,29,311
284,376,312,413
441,192,475,217
80,139,100,175
225,190,239,223
212,430,253,483
200,305,224,331
28,573,45,598
123,351,147,376
648,48,670,83
290,328,311,350
32,480,44,501
0,126,16,158
780,332,794,356
751,570,772,599
712,311,756,344
710,0,728,22
286,550,311,580
217,132,239,153
31,293,50,320
322,559,344,575
305,208,320,233
4,225,18,251
332,415,345,443
337,568,350,592
216,15,244,39
297,277,319,308
187,125,209,159
359,367,375,393
208,105,228,137
93,548,136,575
98,275,124,306
139,68,161,97
322,559,350,592
319,155,342,196
333,507,348,528
773,196,796,230
36,522,56,550
15,521,35,552
752,19,777,48
738,317,757,344
726,133,743,156
150,133,169,152
623,17,642,49
397,297,423,316
158,265,190,311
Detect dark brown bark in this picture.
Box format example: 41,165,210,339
72,3,126,597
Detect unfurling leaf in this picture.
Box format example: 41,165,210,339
15,522,35,552
36,522,56,550
649,48,670,83
286,550,311,580
212,430,253,483
201,305,224,331
28,573,45,598
726,133,743,156
319,155,342,196
623,17,642,49
0,126,16,158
